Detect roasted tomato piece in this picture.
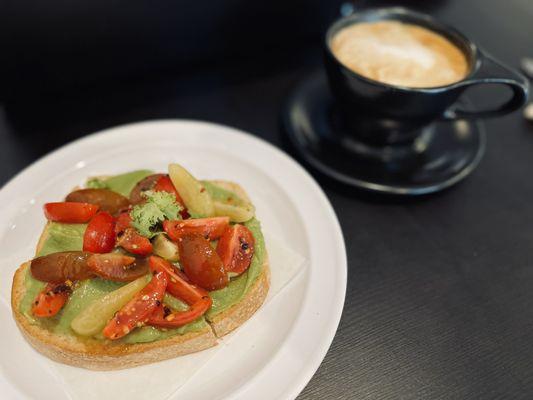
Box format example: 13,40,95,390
216,224,255,275
83,211,116,253
129,174,164,205
163,217,229,242
43,202,99,223
115,212,153,256
146,256,212,328
177,234,228,291
146,296,212,328
32,282,71,317
87,253,149,282
117,227,153,256
65,189,130,215
115,212,133,234
149,256,207,304
31,251,93,283
102,262,168,339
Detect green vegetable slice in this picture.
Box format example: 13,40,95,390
152,234,180,261
70,275,151,336
213,201,255,222
168,163,215,218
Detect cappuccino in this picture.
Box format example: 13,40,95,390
331,21,469,88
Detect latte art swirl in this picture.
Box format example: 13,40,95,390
331,21,469,88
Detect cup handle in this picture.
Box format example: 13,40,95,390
443,49,529,120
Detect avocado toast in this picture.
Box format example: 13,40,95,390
11,164,270,370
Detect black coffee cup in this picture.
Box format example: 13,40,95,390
324,7,529,146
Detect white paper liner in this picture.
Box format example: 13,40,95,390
1,233,306,400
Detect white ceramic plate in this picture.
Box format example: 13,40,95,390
0,120,346,400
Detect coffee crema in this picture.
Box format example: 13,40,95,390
331,20,469,88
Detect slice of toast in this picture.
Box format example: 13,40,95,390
11,181,269,370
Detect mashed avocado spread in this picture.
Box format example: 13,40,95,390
20,171,265,343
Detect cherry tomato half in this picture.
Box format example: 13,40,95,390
44,202,99,223
153,175,185,206
87,253,149,282
216,224,255,275
31,251,93,283
149,256,207,305
163,217,229,242
32,282,71,318
146,256,212,328
177,234,228,291
129,174,163,205
146,296,212,328
65,189,130,215
115,212,133,234
117,227,153,256
83,211,116,253
103,262,168,340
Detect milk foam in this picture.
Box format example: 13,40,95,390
331,21,469,88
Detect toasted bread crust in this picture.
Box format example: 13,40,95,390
11,180,270,370
12,262,217,370
208,263,270,337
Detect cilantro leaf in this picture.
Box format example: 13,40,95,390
130,191,182,238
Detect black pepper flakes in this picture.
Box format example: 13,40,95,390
53,283,72,294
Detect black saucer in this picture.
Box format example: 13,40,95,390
282,72,486,195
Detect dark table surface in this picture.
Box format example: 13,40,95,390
2,0,533,398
